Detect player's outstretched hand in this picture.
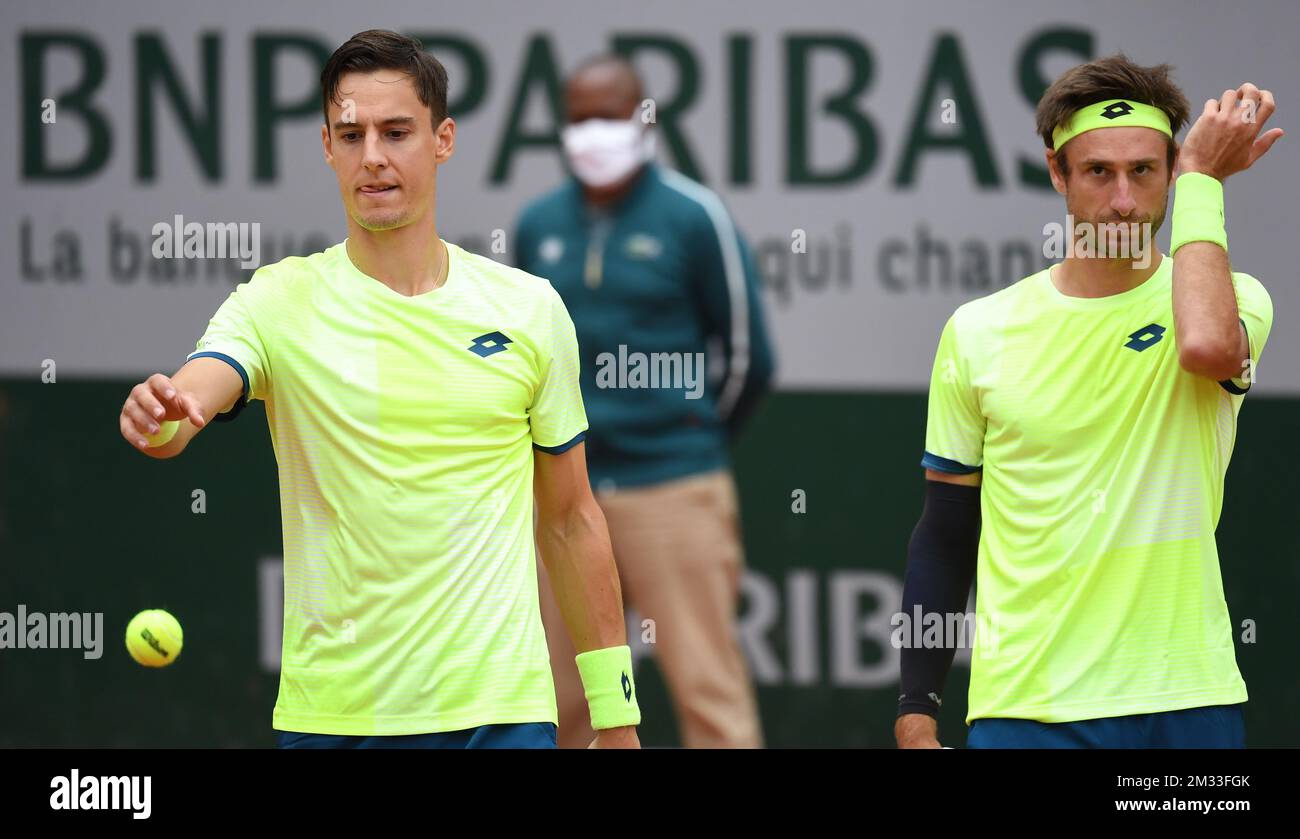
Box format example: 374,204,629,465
895,713,943,749
1179,83,1283,181
588,726,641,749
120,373,206,449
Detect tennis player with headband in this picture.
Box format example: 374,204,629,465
896,54,1282,748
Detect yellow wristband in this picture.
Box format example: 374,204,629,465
1171,172,1228,256
575,645,640,730
145,419,180,448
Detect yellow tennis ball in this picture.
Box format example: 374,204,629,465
144,419,180,448
125,609,183,667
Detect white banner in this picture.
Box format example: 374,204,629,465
3,0,1297,392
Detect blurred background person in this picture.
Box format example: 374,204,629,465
515,55,775,748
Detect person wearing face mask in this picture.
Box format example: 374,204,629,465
515,55,775,749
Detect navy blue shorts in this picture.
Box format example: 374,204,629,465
967,704,1245,748
275,722,558,749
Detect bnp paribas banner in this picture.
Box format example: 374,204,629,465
3,0,1298,392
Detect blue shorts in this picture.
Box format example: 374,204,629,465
275,723,558,749
967,704,1245,749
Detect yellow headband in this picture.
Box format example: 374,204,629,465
1051,99,1173,151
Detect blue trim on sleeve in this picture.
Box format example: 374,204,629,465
187,351,249,423
1218,318,1252,395
534,431,586,455
1219,378,1250,395
921,451,981,475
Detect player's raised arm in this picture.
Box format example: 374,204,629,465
1172,84,1282,381
119,357,244,459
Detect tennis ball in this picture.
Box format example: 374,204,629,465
125,609,183,667
144,419,180,448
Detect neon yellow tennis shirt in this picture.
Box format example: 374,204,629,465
923,254,1272,724
188,240,588,735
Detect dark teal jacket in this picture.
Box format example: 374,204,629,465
516,164,775,489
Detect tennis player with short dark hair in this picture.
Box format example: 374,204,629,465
118,29,641,749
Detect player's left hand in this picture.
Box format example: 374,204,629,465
1179,83,1283,181
588,726,641,749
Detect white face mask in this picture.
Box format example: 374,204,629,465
561,115,654,188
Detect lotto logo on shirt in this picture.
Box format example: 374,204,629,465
467,331,513,358
1124,323,1166,352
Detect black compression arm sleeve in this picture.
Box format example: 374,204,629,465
897,479,981,719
